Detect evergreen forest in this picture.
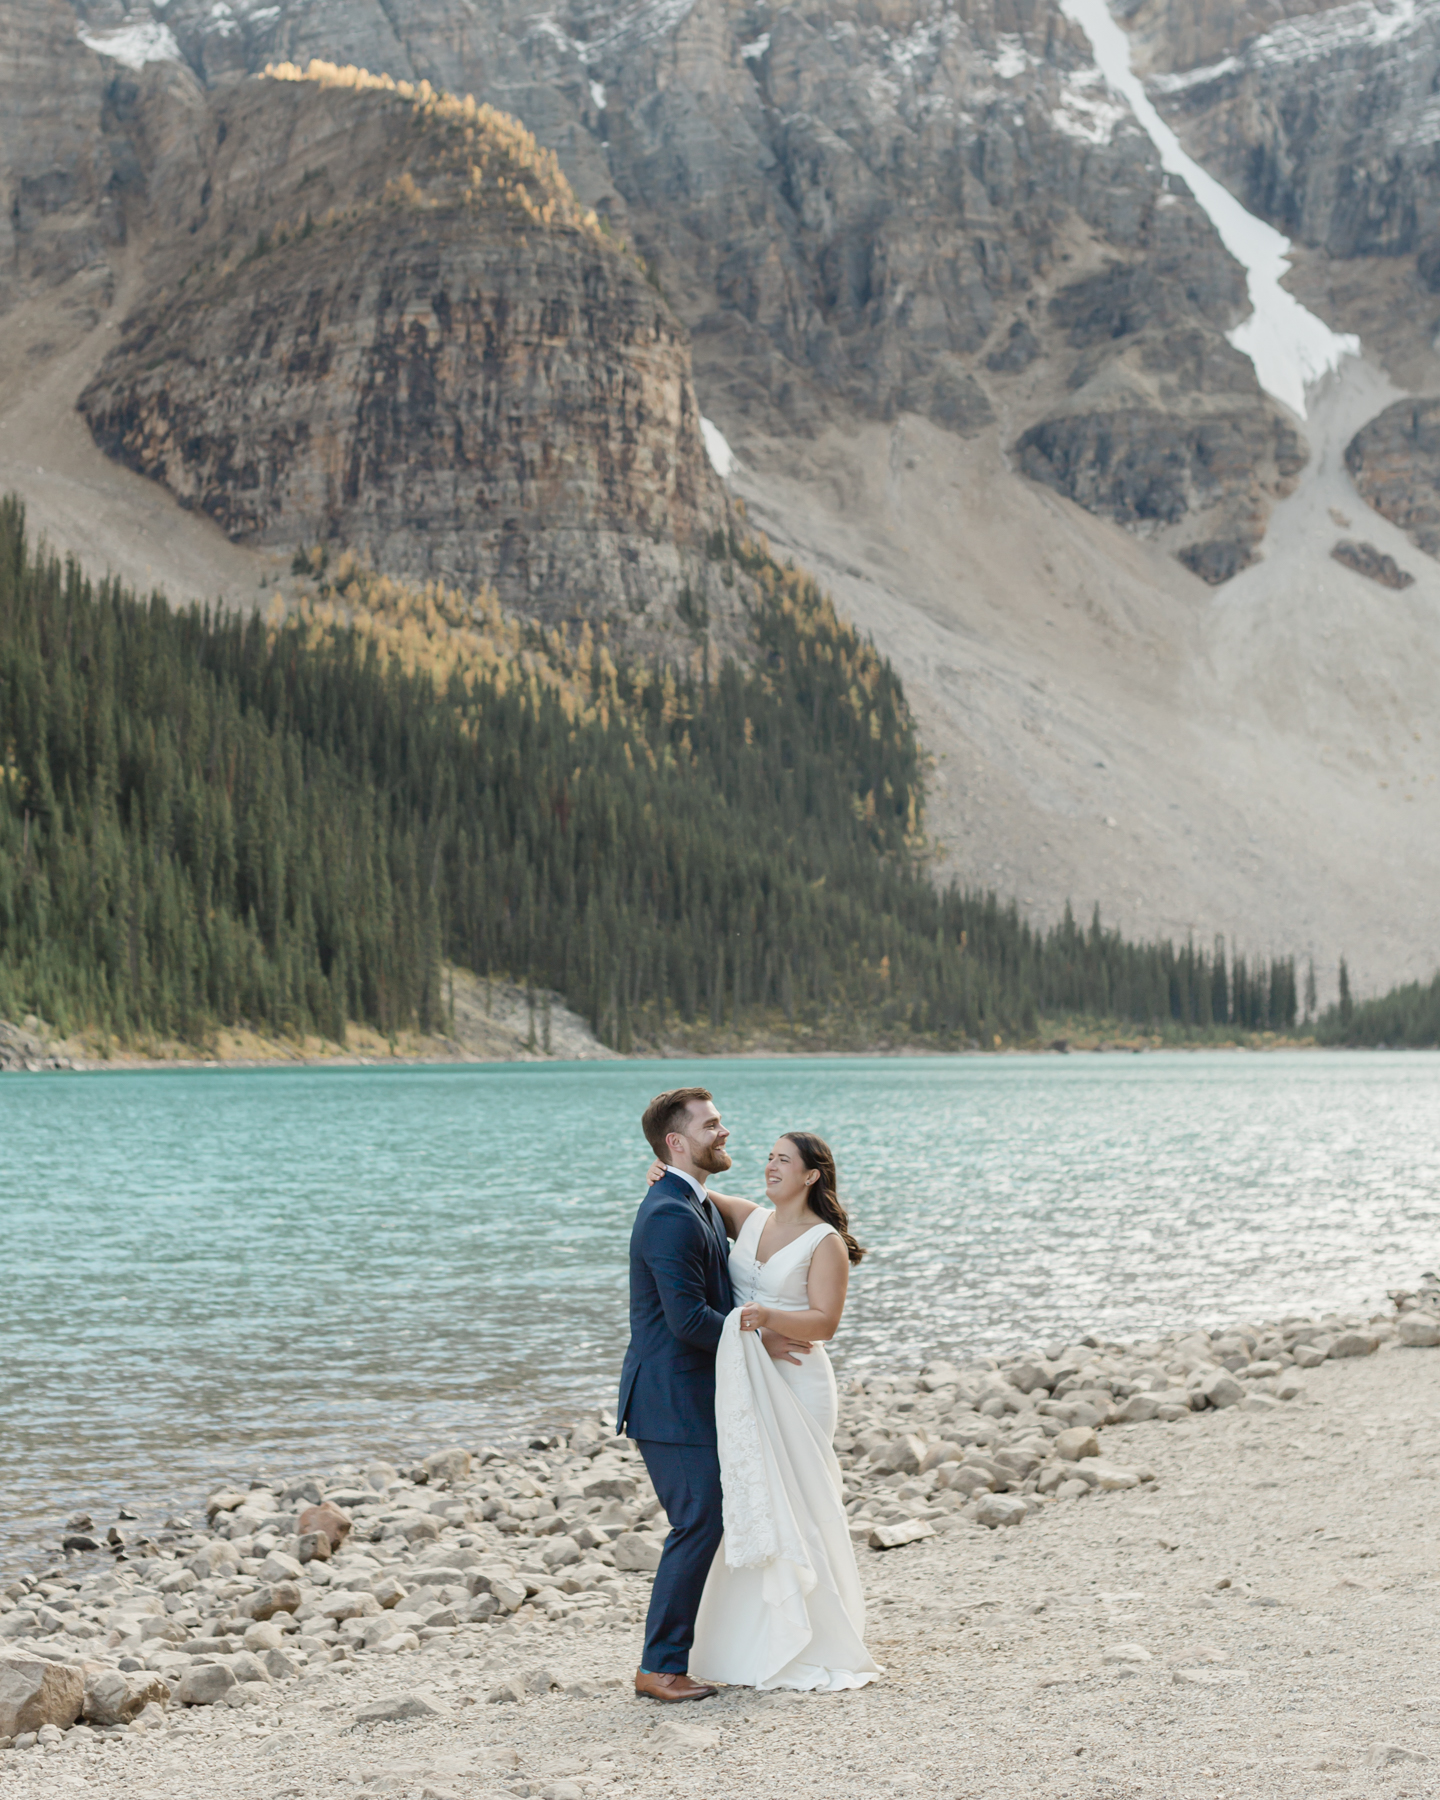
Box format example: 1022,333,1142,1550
1317,959,1440,1048
0,497,1303,1052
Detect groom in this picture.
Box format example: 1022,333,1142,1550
619,1087,808,1703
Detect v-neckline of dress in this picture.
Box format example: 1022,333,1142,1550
751,1212,828,1268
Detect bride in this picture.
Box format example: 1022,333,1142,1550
646,1131,880,1691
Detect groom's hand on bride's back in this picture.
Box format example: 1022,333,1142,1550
759,1327,812,1366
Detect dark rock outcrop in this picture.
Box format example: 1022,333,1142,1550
1330,538,1414,590
1344,401,1440,562
1017,400,1303,581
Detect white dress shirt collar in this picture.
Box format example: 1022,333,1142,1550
664,1163,709,1206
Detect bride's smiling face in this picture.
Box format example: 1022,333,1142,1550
765,1137,816,1207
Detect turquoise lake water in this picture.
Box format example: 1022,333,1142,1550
4,1051,1439,1568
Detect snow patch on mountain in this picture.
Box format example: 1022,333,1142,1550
581,0,700,59
77,20,183,69
1062,0,1359,418
1052,67,1129,143
700,418,735,480
1153,0,1427,89
992,35,1032,79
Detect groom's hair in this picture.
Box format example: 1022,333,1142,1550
642,1087,713,1160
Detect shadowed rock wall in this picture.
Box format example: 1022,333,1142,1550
1345,400,1440,563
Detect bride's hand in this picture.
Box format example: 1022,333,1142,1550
645,1157,665,1186
740,1303,770,1333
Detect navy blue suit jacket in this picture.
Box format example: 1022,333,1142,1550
617,1171,734,1446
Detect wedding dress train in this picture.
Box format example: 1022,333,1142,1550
689,1210,880,1691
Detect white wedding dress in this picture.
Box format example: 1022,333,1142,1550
689,1208,881,1691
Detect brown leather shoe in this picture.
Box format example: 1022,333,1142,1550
634,1669,717,1703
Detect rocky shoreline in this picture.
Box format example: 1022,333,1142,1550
3,1281,1439,1786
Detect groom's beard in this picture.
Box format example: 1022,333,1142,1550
692,1143,733,1175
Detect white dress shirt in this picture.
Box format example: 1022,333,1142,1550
664,1163,709,1207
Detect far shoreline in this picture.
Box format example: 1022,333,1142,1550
7,1036,1410,1077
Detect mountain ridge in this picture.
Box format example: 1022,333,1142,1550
3,0,1440,1001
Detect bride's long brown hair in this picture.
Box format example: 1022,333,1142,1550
783,1132,867,1266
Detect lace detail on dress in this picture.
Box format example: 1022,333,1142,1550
714,1311,780,1568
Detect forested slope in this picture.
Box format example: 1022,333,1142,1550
1319,966,1440,1050
0,498,1297,1051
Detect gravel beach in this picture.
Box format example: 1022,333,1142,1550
3,1292,1438,1800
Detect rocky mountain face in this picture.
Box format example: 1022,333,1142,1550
1118,0,1344,79
1120,0,1440,262
8,2,1440,997
1345,399,1440,561
75,63,729,634
19,0,1308,584
1115,0,1440,562
2,4,735,644
0,3,122,323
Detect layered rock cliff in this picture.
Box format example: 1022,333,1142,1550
72,62,730,636
0,1,122,321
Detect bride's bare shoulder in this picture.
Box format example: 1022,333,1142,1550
809,1228,849,1265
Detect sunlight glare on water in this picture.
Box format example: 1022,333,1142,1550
3,1052,1438,1563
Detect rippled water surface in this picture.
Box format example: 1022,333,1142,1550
4,1052,1439,1566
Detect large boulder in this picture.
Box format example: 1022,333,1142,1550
354,1689,450,1724
296,1502,352,1553
422,1448,472,1486
974,1493,1028,1529
243,1581,302,1621
869,1434,924,1477
174,1663,237,1707
1199,1370,1245,1409
867,1518,937,1549
83,1668,170,1727
139,1616,189,1644
1074,1461,1142,1491
610,1533,663,1574
0,1656,84,1736
1054,1427,1101,1461
918,1439,966,1475
468,1571,526,1612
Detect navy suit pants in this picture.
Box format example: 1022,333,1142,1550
633,1439,724,1674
